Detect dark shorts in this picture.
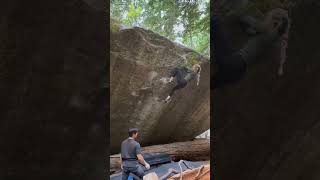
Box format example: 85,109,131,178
121,165,145,180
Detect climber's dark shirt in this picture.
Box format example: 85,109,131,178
121,138,142,167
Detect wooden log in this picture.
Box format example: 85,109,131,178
110,139,210,174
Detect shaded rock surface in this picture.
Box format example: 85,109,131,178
110,27,210,153
213,1,320,179
0,0,106,179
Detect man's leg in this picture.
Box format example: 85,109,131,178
121,168,130,180
131,165,145,179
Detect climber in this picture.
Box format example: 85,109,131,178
164,64,201,103
121,128,150,180
212,8,289,89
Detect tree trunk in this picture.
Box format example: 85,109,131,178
110,139,210,174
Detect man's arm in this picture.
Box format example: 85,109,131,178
135,143,150,169
137,154,146,166
137,154,150,169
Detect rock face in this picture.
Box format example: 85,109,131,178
0,0,106,179
213,1,320,179
110,27,210,153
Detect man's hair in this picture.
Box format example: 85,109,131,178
128,128,139,137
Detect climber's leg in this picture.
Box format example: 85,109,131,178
167,67,183,84
165,80,187,103
167,67,185,84
169,82,187,97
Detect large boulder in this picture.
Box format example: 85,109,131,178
213,1,320,179
110,26,210,153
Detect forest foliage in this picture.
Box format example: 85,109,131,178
111,0,210,57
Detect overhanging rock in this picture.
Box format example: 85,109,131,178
110,26,210,153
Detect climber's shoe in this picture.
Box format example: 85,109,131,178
164,95,171,103
168,77,174,83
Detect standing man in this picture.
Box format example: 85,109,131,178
121,128,150,180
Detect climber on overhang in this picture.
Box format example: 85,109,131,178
164,64,201,103
212,8,289,89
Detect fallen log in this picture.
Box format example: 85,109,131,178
110,139,210,174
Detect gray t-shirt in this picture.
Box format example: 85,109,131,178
121,138,142,167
